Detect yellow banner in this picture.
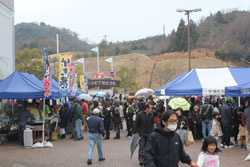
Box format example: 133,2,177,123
59,55,72,92
79,75,85,93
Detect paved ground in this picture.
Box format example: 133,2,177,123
0,130,249,167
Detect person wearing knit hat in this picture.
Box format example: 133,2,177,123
87,108,105,165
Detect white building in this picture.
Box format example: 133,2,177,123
0,0,14,80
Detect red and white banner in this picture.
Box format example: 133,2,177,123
43,49,51,97
84,72,115,79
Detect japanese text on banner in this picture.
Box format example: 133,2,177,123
59,55,72,93
69,61,77,92
79,75,88,94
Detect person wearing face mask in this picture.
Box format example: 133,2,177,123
144,110,198,167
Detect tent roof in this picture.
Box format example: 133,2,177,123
225,81,250,97
0,71,44,99
165,67,250,96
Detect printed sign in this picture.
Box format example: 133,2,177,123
79,75,88,93
88,79,120,87
44,49,52,97
69,61,77,92
59,55,72,93
84,72,115,79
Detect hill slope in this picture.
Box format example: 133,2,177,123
50,49,247,90
15,22,94,54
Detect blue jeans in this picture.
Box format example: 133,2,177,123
202,121,212,139
115,123,120,138
88,133,103,159
75,119,82,139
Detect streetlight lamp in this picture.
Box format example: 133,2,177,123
177,8,201,71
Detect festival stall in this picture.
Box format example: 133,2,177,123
225,81,250,97
161,68,250,96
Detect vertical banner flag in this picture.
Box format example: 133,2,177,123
84,76,88,94
44,49,52,97
79,75,88,94
59,55,72,93
74,73,78,93
69,61,77,92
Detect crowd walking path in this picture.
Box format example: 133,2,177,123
0,130,249,167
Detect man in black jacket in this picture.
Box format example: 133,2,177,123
144,110,198,167
134,103,154,166
220,98,234,148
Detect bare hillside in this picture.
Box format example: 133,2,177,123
50,50,245,90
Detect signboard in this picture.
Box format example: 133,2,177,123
79,75,88,93
84,72,115,79
59,55,72,93
88,79,120,87
43,49,52,97
69,61,77,92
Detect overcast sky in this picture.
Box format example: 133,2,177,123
15,0,250,43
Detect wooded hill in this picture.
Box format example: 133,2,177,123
15,22,94,54
101,10,250,63
15,10,250,64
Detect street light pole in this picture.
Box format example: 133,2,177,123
187,12,191,72
177,8,201,71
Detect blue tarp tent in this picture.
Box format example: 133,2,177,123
164,68,250,96
0,71,44,99
225,81,250,97
155,72,188,96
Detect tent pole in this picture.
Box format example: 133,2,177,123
238,97,240,107
42,98,45,144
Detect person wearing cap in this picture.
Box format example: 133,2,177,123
87,108,105,165
220,97,234,148
243,98,250,161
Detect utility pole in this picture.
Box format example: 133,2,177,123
55,33,59,78
104,35,107,45
177,8,201,71
163,25,165,37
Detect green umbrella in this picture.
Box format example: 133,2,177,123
168,97,191,111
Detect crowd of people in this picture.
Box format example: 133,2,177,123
1,94,250,166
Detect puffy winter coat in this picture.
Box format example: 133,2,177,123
144,126,192,167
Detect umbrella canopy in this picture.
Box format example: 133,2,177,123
168,97,191,111
135,88,154,98
96,92,105,98
130,133,141,158
76,94,92,101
